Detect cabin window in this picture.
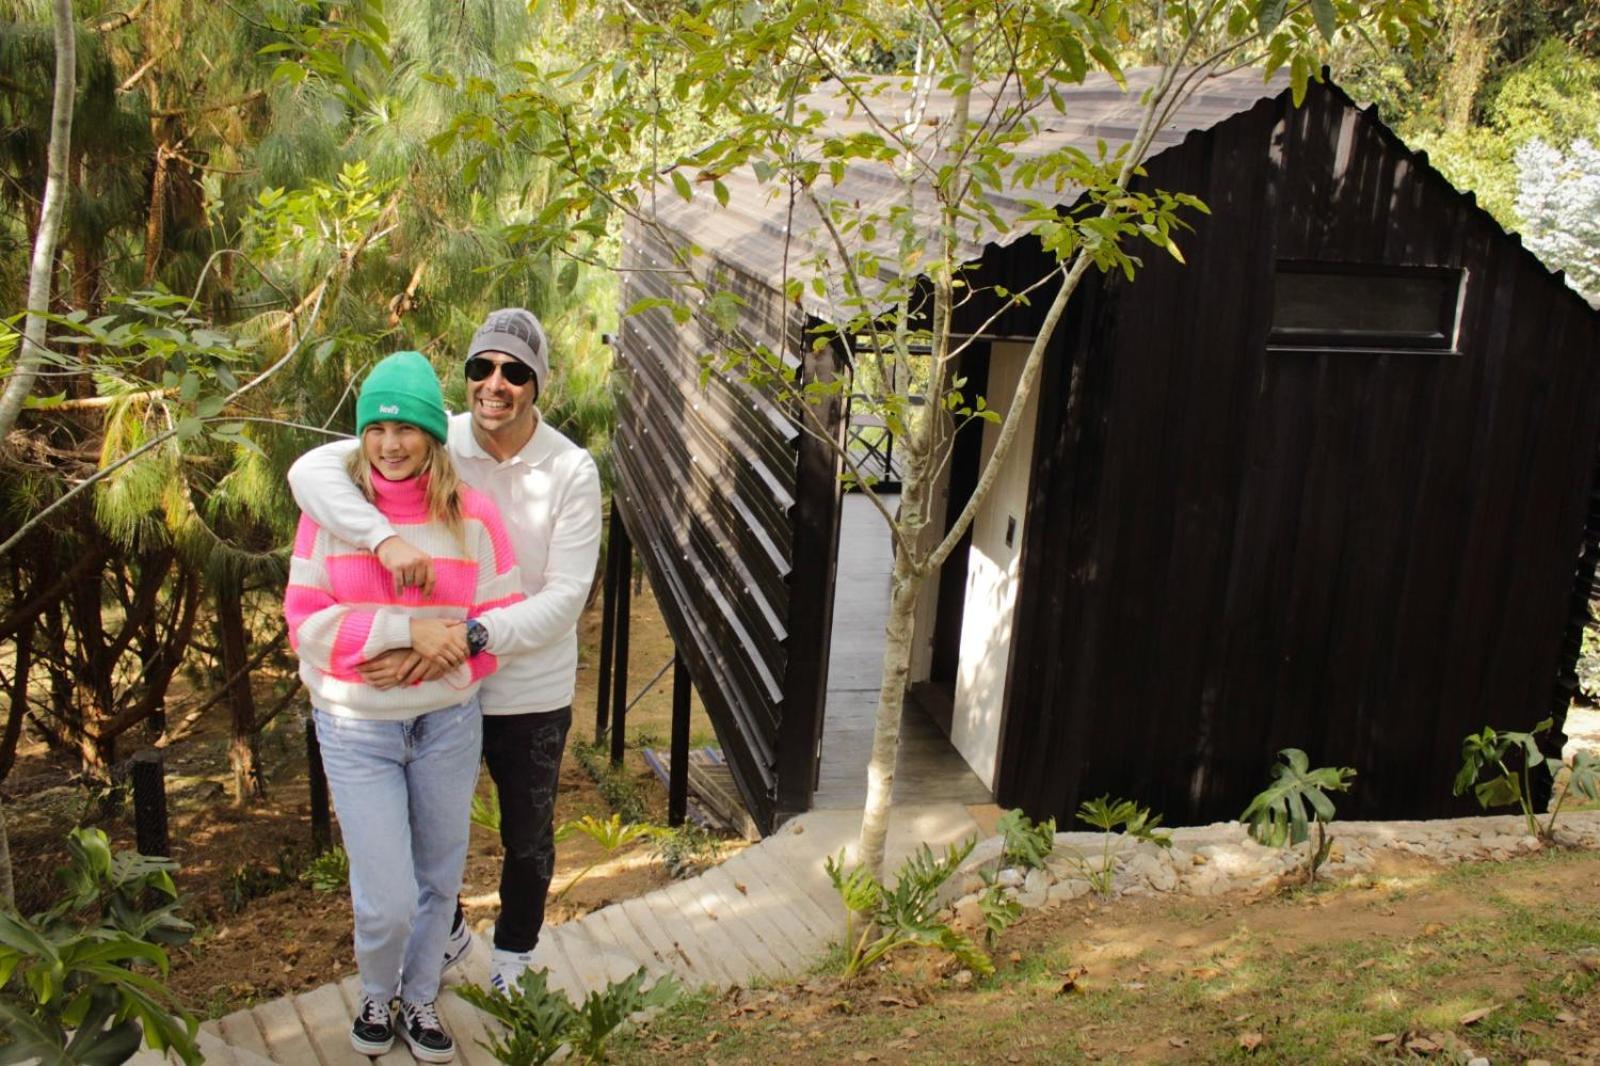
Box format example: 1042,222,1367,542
1269,261,1465,352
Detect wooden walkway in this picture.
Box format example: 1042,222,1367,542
136,804,987,1065
815,493,992,808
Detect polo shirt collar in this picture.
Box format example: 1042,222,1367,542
455,411,554,466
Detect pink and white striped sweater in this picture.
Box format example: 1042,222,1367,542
284,474,523,720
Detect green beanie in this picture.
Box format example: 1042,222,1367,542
356,351,449,443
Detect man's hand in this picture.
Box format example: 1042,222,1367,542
358,649,447,689
410,617,469,671
376,535,436,597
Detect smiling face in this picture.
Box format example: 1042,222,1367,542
361,420,431,481
465,350,538,456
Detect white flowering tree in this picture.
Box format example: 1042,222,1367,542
1516,136,1600,304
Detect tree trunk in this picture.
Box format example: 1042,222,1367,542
855,546,928,880
0,0,76,442
1442,0,1497,135
143,142,170,285
0,798,13,909
0,622,34,784
217,582,265,804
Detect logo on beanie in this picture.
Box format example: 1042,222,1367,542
379,404,400,415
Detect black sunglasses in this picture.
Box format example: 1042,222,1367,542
464,357,535,387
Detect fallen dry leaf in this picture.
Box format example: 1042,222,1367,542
1555,1011,1578,1025
735,882,747,894
1372,1033,1399,1045
850,1052,876,1063
1009,951,1023,964
1191,967,1224,979
1056,965,1088,995
1404,1036,1441,1053
1239,1032,1265,1052
1459,1007,1492,1026
1168,1037,1190,1048
1422,922,1447,936
901,1027,919,1039
877,995,914,1008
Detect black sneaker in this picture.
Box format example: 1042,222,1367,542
398,999,455,1063
350,994,394,1056
441,912,473,975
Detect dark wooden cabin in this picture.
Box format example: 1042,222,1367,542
610,69,1600,834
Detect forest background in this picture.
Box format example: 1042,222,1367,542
0,0,1599,955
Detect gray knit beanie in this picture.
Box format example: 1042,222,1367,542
467,308,548,399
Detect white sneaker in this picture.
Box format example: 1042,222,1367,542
489,947,536,996
442,913,473,975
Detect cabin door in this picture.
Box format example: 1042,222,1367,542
925,346,991,715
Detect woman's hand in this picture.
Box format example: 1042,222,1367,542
409,617,469,671
377,535,436,597
358,649,447,689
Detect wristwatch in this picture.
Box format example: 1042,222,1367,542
465,618,489,657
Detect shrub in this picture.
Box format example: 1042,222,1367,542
0,828,200,1064
825,836,991,980
457,966,680,1065
1241,748,1356,884
1456,718,1599,840
996,808,1056,871
1055,795,1171,897
302,846,349,893
551,814,658,903
649,822,725,880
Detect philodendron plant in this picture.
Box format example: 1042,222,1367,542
1241,748,1357,884
1455,717,1600,841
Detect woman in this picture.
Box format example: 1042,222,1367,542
284,350,522,1063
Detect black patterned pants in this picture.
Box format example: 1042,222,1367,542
480,706,572,952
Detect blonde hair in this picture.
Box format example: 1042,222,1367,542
347,430,465,543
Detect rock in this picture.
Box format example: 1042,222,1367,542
1023,868,1050,897
953,897,984,929
1047,877,1092,902
995,867,1024,887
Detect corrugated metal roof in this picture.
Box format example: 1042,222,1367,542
648,66,1291,319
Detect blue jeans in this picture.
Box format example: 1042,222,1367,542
313,700,482,1004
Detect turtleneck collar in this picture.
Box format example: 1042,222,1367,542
369,472,430,521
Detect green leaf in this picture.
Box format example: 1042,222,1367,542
670,169,693,202
624,297,677,318
175,418,203,440
1256,0,1289,34
1475,774,1521,810
1310,0,1337,41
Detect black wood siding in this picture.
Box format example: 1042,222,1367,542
615,220,843,833
997,82,1600,825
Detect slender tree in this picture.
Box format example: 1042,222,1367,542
0,0,74,442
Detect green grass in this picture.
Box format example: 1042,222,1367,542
607,849,1600,1064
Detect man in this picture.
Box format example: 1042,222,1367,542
288,308,601,1002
